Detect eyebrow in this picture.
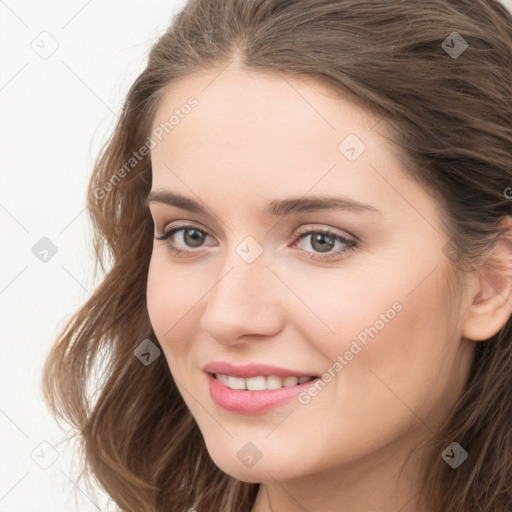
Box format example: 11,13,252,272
146,190,381,217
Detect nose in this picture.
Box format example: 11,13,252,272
201,253,284,346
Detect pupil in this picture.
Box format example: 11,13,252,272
185,229,203,247
312,233,334,253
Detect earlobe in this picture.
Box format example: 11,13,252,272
462,216,512,342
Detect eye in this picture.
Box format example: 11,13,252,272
154,225,214,256
291,227,357,261
154,223,357,261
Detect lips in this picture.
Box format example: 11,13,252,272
202,361,320,414
202,361,318,379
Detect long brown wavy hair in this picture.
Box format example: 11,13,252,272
43,0,512,510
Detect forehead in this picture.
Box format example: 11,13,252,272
150,67,383,147
148,68,438,229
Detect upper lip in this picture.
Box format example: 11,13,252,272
202,361,318,378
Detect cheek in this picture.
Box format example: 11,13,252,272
337,271,458,424
280,265,405,350
146,255,199,349
146,256,170,334
310,260,457,417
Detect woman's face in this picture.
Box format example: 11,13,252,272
146,67,476,485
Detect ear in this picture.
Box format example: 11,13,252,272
462,216,512,342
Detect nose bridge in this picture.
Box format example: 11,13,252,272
213,232,270,299
201,241,282,342
208,245,268,316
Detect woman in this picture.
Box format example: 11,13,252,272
43,0,512,510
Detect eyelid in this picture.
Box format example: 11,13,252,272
155,222,215,244
156,220,356,240
293,224,356,242
156,219,214,238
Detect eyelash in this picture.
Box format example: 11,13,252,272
154,223,357,262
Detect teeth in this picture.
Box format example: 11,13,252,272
215,373,314,391
246,376,266,391
283,376,299,387
266,376,283,390
216,373,230,386
227,376,246,390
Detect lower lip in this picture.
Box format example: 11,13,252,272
207,373,319,414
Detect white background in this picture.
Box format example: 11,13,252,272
0,1,187,510
1,0,511,510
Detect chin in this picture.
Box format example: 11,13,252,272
205,443,302,483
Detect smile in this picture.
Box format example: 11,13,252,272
206,373,320,414
214,373,315,391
